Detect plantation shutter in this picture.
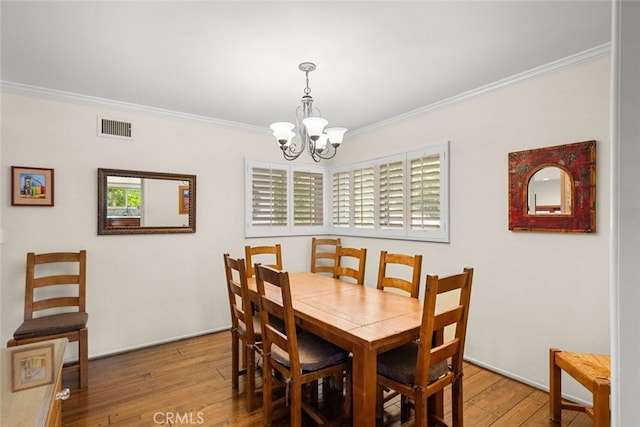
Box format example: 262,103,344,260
251,166,287,226
332,171,350,227
293,170,324,226
378,160,404,229
410,154,441,230
354,166,375,228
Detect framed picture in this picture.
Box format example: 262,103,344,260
11,166,55,206
179,185,190,215
11,343,55,392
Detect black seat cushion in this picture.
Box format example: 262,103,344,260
13,312,88,339
271,332,349,372
238,314,263,341
377,341,449,385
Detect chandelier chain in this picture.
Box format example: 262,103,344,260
304,70,311,96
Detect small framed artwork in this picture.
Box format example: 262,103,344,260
179,185,190,215
11,166,55,206
11,343,55,392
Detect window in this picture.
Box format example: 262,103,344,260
353,164,375,228
106,177,142,217
329,141,449,242
245,140,449,242
293,170,323,226
332,170,350,228
378,158,405,230
245,160,326,237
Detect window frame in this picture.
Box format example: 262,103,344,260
245,140,449,242
328,141,449,242
245,160,326,237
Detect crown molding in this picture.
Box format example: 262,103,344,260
350,43,612,136
1,43,610,137
0,81,269,135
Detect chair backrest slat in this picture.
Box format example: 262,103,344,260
33,274,81,287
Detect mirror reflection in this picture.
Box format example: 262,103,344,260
98,168,196,235
527,166,572,215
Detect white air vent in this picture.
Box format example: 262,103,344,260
97,115,134,140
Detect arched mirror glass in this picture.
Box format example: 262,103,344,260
527,166,572,215
98,168,196,235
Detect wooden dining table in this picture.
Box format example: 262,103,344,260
248,271,423,426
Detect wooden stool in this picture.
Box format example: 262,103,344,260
550,348,611,426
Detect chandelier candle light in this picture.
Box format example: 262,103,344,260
270,62,347,162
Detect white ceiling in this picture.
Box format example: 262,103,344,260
0,1,612,134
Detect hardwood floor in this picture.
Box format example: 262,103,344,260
61,332,592,426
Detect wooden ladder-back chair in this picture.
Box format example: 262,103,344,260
245,244,283,278
310,237,341,275
376,267,474,427
376,250,423,298
7,250,89,389
223,254,262,412
255,264,352,426
333,246,367,285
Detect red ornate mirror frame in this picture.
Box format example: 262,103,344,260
508,140,596,233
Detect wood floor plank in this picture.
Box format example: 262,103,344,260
60,331,598,426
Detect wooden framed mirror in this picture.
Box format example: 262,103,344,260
98,168,196,235
508,140,596,233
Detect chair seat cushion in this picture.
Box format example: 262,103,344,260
13,312,88,340
377,341,449,385
238,314,263,341
272,332,349,372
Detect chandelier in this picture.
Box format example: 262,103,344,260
269,62,347,162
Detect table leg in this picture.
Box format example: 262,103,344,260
352,346,377,426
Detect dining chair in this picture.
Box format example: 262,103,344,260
7,250,89,389
333,246,367,285
223,254,262,412
255,264,352,426
244,244,283,278
310,237,341,275
376,267,474,426
376,250,423,298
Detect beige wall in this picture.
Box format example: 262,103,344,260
1,56,610,403
329,56,611,401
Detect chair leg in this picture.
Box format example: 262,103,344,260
414,394,428,427
290,382,302,426
263,360,273,426
231,332,239,390
246,345,256,412
79,328,89,389
592,378,611,427
344,368,352,417
549,348,562,423
451,379,463,427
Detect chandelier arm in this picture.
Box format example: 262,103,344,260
316,144,339,160
281,145,304,161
